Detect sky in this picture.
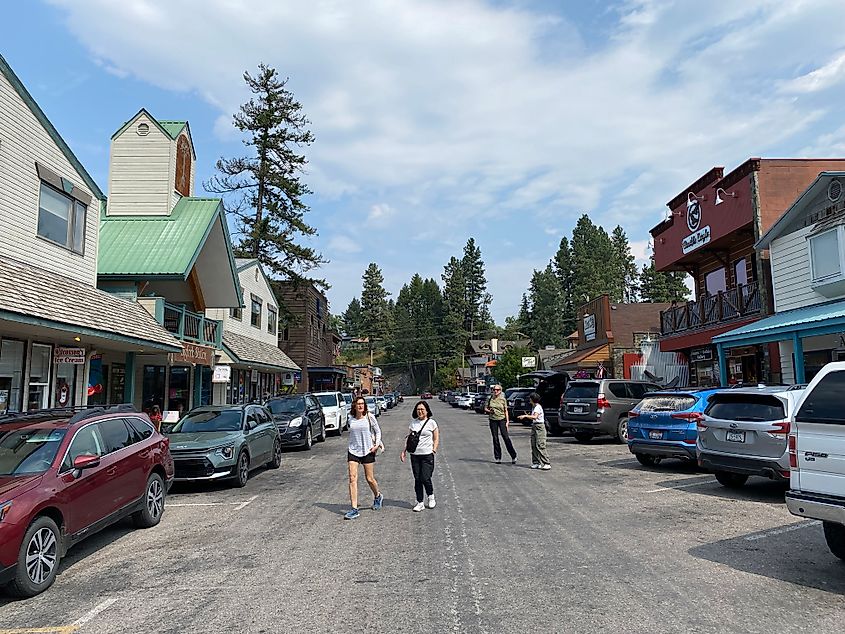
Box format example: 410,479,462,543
6,0,845,323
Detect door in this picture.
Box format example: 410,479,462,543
60,424,115,534
244,407,271,461
794,369,845,495
97,418,147,506
307,396,322,437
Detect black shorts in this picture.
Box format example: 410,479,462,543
347,451,376,464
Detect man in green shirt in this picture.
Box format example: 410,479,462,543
485,384,517,464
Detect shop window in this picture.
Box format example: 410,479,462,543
54,362,76,408
808,228,843,284
268,306,278,335
251,294,262,329
28,343,52,411
0,339,25,414
37,182,86,254
803,350,832,382
704,267,727,296
733,258,748,287
168,367,190,414
142,365,166,411
230,307,242,321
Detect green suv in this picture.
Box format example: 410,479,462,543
167,404,282,487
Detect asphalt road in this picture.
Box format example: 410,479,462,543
1,400,844,633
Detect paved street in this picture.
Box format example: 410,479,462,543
1,400,844,634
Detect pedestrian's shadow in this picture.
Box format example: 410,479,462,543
314,499,413,516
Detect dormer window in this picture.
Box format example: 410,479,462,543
37,182,86,255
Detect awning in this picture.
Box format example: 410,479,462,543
221,331,299,373
552,344,611,370
307,367,347,375
712,299,845,347
485,360,497,367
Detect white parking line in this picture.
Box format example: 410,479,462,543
234,495,258,511
169,494,258,510
645,479,717,493
745,520,821,541
71,597,119,628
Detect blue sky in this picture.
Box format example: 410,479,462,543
6,0,845,322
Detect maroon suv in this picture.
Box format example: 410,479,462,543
0,406,174,597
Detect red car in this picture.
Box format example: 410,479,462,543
0,406,174,597
421,392,433,399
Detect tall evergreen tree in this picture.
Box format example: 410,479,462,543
610,226,640,303
342,297,363,337
552,236,576,335
640,255,691,303
206,64,325,286
461,238,492,336
525,265,566,348
570,215,614,306
441,256,469,356
360,263,391,344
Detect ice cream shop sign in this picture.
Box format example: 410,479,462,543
54,346,85,364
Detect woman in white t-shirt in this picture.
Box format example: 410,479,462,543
400,400,440,512
519,392,551,470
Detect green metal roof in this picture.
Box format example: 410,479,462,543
157,120,187,140
713,299,845,346
0,53,105,201
98,198,223,277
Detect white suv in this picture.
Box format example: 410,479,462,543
313,391,348,436
785,362,845,559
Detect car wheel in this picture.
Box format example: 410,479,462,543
304,426,313,450
317,422,326,442
615,418,629,443
234,451,250,487
714,471,748,488
132,473,166,528
635,453,658,467
7,516,61,597
269,439,283,469
573,432,593,443
823,521,845,560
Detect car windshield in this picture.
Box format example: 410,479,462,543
565,383,599,399
343,394,352,404
706,395,785,421
365,398,376,405
0,428,67,476
317,394,338,407
267,398,305,415
638,395,697,413
171,410,242,433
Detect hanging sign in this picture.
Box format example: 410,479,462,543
251,369,259,383
521,356,537,368
169,342,214,366
682,226,711,254
55,346,85,364
584,314,596,341
212,365,231,383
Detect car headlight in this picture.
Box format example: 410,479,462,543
215,446,235,459
288,416,303,428
0,501,11,523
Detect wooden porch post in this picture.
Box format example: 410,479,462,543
717,343,728,387
123,352,136,405
793,332,806,384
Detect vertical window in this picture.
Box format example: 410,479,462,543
0,339,26,414
809,229,842,282
283,326,289,342
54,363,77,408
37,183,86,254
230,307,242,320
704,267,727,295
28,343,52,411
733,258,747,287
268,306,277,335
251,295,262,328
142,365,166,412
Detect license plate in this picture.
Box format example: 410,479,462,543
648,430,663,440
726,430,746,443
570,406,585,414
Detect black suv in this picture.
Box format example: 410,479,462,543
520,371,570,435
266,394,326,449
506,387,534,425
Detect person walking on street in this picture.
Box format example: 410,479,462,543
519,392,551,470
400,400,440,512
345,396,383,520
485,384,517,464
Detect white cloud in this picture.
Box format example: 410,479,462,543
42,0,845,320
326,235,361,255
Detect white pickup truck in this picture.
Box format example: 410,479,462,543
785,361,845,559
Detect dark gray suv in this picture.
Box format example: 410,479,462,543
558,379,662,443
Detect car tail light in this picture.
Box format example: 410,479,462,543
788,433,798,470
671,412,704,422
768,421,790,435
597,394,611,409
628,411,639,419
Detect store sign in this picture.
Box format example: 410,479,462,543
682,226,711,254
169,342,214,366
251,369,259,383
584,314,596,341
521,356,536,368
730,346,757,357
686,197,702,232
283,372,294,386
212,365,231,383
54,346,85,364
689,347,713,363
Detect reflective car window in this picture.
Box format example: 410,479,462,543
267,397,305,415
0,428,66,476
126,417,154,440
608,383,628,398
63,425,105,471
706,395,785,421
796,371,845,425
637,395,697,412
98,419,136,454
565,383,599,399
172,410,242,433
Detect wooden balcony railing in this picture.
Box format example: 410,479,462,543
660,281,762,337
162,303,222,347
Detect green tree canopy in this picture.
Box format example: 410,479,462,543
492,346,533,390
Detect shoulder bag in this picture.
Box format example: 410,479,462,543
405,418,430,453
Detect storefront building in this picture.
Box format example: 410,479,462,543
714,172,845,384
650,158,845,386
97,109,243,416
0,54,184,413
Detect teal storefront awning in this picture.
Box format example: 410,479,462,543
712,299,845,347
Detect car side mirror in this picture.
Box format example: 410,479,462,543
73,454,100,471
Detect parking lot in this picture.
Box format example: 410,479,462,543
1,400,843,633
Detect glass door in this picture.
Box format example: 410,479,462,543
28,343,52,411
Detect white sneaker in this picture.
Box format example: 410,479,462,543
426,495,436,509
531,464,540,469
540,464,551,470
413,502,425,512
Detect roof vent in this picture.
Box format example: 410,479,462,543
828,179,842,202
137,123,150,136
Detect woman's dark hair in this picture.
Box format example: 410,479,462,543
151,405,161,415
352,396,368,417
412,400,432,420
529,392,541,405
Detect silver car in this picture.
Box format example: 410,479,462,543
697,385,805,488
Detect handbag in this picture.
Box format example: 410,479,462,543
405,418,429,453
368,414,385,455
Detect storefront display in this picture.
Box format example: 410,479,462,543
0,339,25,413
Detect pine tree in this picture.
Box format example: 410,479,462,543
206,64,325,286
360,263,391,345
441,256,469,356
570,215,615,306
461,238,492,336
525,265,566,348
610,226,640,303
342,297,363,337
640,255,691,302
552,236,576,335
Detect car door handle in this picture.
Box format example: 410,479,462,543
106,467,117,476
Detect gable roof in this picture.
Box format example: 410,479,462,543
157,120,187,139
756,171,845,249
235,258,278,307
111,109,196,159
0,53,105,201
98,197,228,277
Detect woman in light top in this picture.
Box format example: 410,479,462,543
519,392,551,470
400,400,440,512
345,396,383,520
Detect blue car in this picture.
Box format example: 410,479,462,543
627,388,725,467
